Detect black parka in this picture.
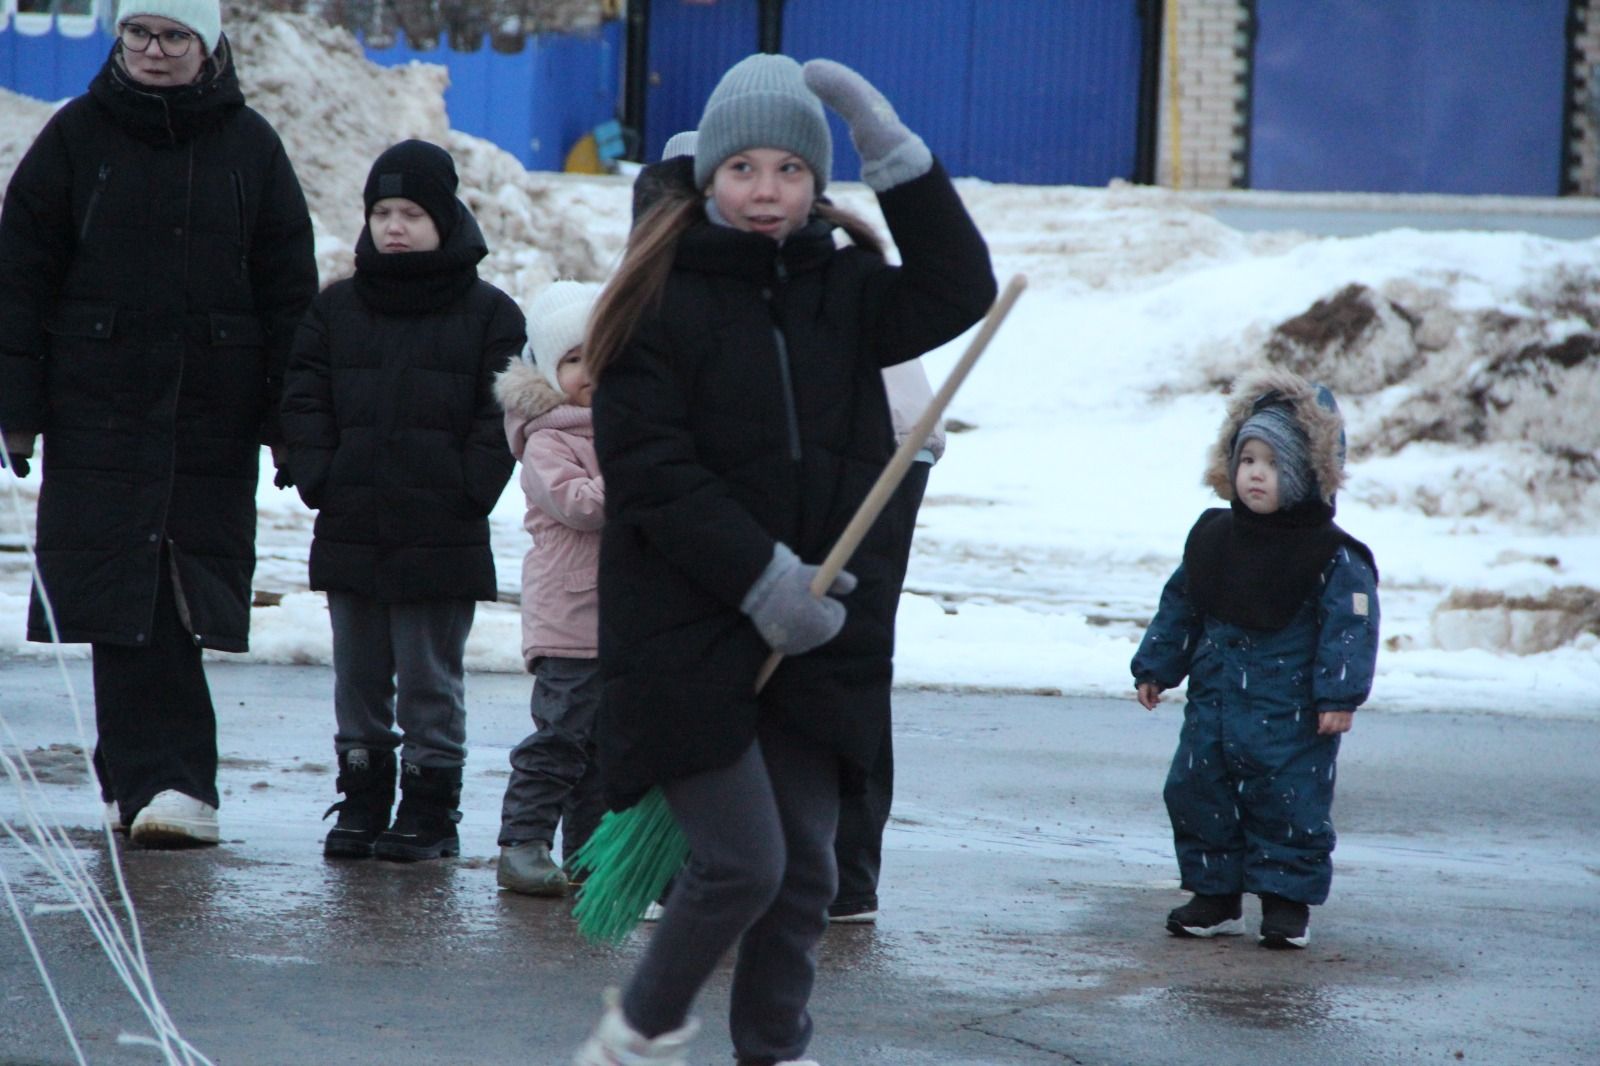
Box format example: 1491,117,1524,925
279,212,523,603
593,162,995,809
0,45,317,650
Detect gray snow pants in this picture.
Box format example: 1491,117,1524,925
498,656,604,855
327,592,474,769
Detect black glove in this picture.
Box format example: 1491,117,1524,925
270,444,293,489
2,433,34,479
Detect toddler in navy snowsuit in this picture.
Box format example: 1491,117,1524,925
1131,368,1379,949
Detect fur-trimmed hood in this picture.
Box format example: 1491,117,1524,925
495,357,565,422
1203,368,1346,504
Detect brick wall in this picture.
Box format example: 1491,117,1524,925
1155,0,1250,190
1569,1,1599,195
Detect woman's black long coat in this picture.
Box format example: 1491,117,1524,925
0,47,317,650
593,162,995,809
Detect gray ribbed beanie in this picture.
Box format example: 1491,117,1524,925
1230,402,1314,507
694,54,831,193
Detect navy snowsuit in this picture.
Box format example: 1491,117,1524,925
1132,542,1379,904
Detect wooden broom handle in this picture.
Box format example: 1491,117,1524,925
754,273,1028,693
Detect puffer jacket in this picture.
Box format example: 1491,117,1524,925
593,161,996,809
280,212,523,603
0,45,317,649
495,358,602,664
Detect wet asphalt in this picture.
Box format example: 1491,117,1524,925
1,657,1596,1066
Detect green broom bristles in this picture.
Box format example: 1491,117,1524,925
568,787,689,943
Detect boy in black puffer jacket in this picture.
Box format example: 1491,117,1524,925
281,140,524,863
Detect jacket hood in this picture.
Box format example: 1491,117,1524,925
1204,367,1346,504
495,357,565,422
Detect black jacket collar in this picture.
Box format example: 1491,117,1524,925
88,39,245,146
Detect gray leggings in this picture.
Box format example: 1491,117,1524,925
623,722,840,1064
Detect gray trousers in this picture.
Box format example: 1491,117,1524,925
327,592,474,768
498,656,605,853
623,722,840,1064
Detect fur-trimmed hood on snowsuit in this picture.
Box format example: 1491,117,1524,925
495,356,603,663
1203,368,1346,505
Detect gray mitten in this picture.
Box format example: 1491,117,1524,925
802,58,932,192
741,542,858,656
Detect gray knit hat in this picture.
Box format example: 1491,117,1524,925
1230,401,1314,507
694,54,831,193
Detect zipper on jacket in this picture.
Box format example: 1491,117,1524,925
230,170,248,278
771,326,803,462
766,257,802,462
80,164,110,242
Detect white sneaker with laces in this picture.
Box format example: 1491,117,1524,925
572,987,699,1066
128,790,219,848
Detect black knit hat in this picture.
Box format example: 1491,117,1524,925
363,139,460,240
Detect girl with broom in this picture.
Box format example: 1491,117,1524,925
571,53,995,1066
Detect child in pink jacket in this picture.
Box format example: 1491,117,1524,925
491,280,605,896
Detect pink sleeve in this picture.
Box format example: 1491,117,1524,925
524,432,605,531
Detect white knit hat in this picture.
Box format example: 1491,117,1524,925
116,0,222,55
525,281,603,395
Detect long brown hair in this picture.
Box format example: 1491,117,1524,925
584,190,887,381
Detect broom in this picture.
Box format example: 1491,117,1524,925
570,275,1028,942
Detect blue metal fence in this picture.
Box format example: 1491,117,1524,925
642,0,758,163
362,22,622,172
0,10,105,104
0,14,622,172
647,0,1146,186
1250,0,1569,195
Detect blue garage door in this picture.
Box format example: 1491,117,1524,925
1250,0,1570,195
646,0,1146,186
644,0,760,162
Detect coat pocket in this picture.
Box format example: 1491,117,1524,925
44,301,116,341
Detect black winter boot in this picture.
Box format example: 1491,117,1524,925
1166,892,1245,938
1258,893,1311,949
373,762,462,862
322,748,397,859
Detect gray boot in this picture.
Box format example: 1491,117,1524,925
497,841,569,896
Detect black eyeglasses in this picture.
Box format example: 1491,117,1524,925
119,21,198,59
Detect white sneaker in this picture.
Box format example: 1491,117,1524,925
128,790,219,848
641,901,666,921
104,802,124,834
572,987,698,1066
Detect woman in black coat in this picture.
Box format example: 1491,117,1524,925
280,140,523,864
0,2,317,847
573,54,994,1066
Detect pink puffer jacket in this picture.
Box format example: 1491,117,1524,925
495,360,603,664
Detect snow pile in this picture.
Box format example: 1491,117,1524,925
226,10,618,288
